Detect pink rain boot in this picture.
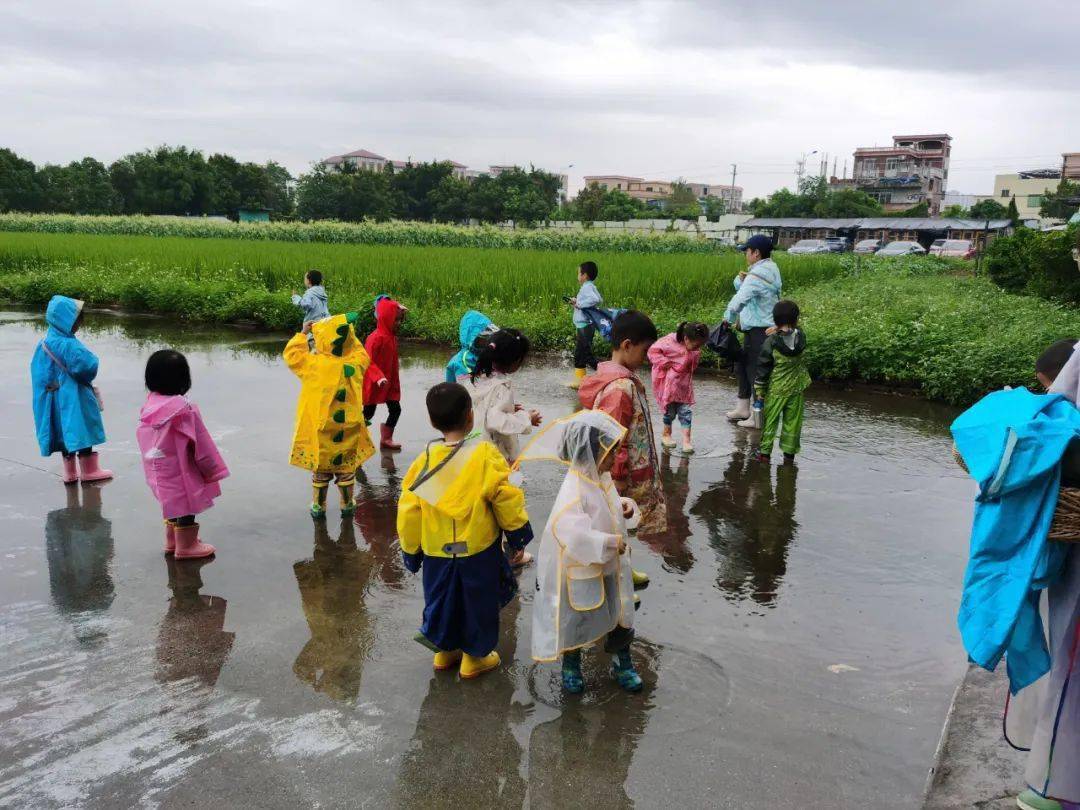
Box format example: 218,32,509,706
62,455,79,484
380,424,401,451
77,452,113,482
173,523,216,559
164,521,176,554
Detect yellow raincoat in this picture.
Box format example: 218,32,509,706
284,313,378,473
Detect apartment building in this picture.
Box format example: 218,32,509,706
582,175,743,211
1063,153,1080,181
993,169,1061,221
850,134,952,215
320,148,469,178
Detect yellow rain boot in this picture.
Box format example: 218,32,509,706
460,651,501,679
631,569,650,590
567,367,586,390
433,649,463,671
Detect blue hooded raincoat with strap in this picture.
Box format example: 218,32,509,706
30,296,106,456
445,310,495,382
952,387,1079,693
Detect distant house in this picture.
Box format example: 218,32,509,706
238,208,271,223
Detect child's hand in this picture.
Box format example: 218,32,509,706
622,501,635,518
302,321,313,334
766,325,778,335
377,377,388,388
616,537,626,554
569,297,577,307
529,409,542,427
514,403,524,412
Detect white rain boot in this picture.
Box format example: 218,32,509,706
725,398,751,421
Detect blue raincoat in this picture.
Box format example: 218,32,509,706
953,387,1080,693
445,310,496,382
30,296,106,456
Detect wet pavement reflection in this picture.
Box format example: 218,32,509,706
0,311,975,808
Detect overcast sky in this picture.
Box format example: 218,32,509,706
4,0,1078,198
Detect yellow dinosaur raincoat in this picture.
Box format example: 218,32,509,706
284,313,377,473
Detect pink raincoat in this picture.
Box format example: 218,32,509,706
137,393,230,519
647,333,700,411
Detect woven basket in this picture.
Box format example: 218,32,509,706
953,447,1080,544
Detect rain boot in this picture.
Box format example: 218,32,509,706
681,428,694,454
339,482,355,517
725,398,751,421
660,427,676,449
173,522,216,559
164,520,176,554
567,367,586,390
738,399,763,430
1017,790,1062,810
77,452,113,482
460,651,501,679
433,649,463,671
379,423,401,451
631,569,650,590
561,650,584,693
611,648,643,692
311,479,328,519
61,454,79,484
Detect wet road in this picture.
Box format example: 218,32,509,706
0,311,973,808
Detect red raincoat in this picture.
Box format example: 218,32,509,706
363,298,402,404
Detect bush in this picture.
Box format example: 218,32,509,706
986,225,1080,302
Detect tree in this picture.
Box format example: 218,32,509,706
571,181,607,226
812,188,883,217
109,145,212,215
968,198,1009,220
467,174,507,223
941,204,967,218
1040,180,1080,220
702,195,726,221
263,161,294,217
599,189,647,221
294,164,393,222
895,201,930,218
391,161,455,221
491,166,560,226
0,148,41,212
1007,196,1021,226
429,174,471,223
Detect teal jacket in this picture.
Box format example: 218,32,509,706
723,259,782,329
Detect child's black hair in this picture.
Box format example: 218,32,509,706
611,309,658,346
579,261,598,281
676,321,709,343
773,300,800,327
471,328,531,381
426,382,472,433
306,269,323,286
1036,338,1078,381
145,349,192,396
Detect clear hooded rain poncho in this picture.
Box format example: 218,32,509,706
516,411,638,661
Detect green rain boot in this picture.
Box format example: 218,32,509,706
562,650,584,694
611,648,643,692
1017,790,1063,810
339,482,356,517
310,479,328,519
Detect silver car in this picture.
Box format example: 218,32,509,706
854,239,882,254
877,240,926,256
787,239,831,255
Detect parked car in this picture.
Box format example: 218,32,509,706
824,237,851,253
787,239,831,255
877,240,927,257
928,238,975,259
854,239,883,254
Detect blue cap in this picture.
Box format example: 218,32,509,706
737,234,773,253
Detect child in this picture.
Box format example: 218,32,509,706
137,350,230,559
579,310,666,590
284,312,384,518
467,328,541,465
753,300,811,464
397,382,533,680
363,296,407,451
516,411,643,693
291,269,330,327
30,295,113,484
567,260,602,389
445,309,498,383
648,321,709,455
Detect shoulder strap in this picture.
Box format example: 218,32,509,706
40,341,73,378
746,269,779,291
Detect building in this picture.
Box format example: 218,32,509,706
941,191,991,211
993,169,1061,221
1063,153,1080,181
850,134,952,215
320,148,468,177
582,175,743,211
738,216,1011,251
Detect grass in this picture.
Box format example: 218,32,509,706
2,228,1075,404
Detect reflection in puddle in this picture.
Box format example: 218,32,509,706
155,556,234,688
352,460,407,589
643,451,697,574
45,484,115,647
690,434,799,609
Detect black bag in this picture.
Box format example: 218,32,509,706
706,321,743,364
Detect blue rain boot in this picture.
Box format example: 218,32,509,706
562,650,584,694
611,648,643,692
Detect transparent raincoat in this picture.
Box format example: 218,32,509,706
516,411,638,662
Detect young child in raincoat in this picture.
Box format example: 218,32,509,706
445,309,498,383
753,300,811,464
579,310,665,590
30,295,113,484
137,350,229,559
516,410,642,693
647,321,708,455
291,269,330,327
284,312,385,518
363,295,407,451
396,382,533,680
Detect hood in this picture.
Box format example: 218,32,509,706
307,285,328,303
649,333,685,362
312,312,361,356
139,392,191,427
45,295,84,336
578,360,634,409
773,327,806,357
749,259,782,288
375,297,403,334
458,310,493,350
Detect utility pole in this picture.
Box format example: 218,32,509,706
730,163,737,213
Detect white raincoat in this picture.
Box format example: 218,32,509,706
516,411,638,662
467,372,534,464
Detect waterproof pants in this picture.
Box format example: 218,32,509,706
760,393,805,456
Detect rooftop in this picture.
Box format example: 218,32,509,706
741,217,1011,230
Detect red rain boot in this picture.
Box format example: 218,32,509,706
380,424,401,451
77,452,113,482
164,521,176,554
173,523,216,559
61,455,79,484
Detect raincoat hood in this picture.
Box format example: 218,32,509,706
578,360,635,409
139,392,191,428
517,411,626,483
307,285,328,304
311,312,362,357
459,310,493,350
374,297,403,335
46,295,84,336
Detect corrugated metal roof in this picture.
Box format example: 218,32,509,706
740,217,1012,230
